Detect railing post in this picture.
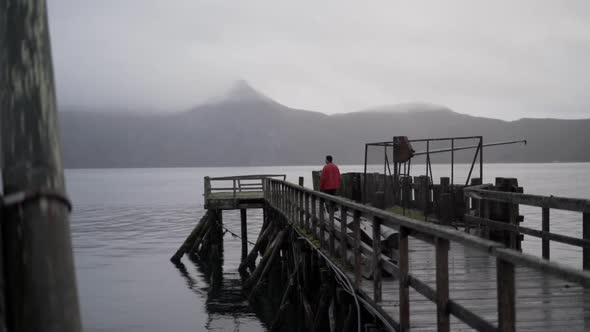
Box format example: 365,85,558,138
483,199,491,239
262,179,267,200
509,203,518,250
329,204,335,255
276,183,279,207
435,237,450,332
283,185,288,216
287,186,293,220
299,190,304,228
278,183,282,210
290,187,294,220
354,210,362,287
305,193,310,230
311,196,317,236
291,187,296,222
204,176,211,203
373,216,382,302
340,207,348,262
399,226,410,331
584,212,590,270
497,258,516,332
542,207,550,260
319,198,325,249
440,193,452,226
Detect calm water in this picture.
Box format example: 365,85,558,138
68,163,590,331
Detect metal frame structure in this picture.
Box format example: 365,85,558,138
363,136,526,206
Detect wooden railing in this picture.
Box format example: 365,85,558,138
264,178,590,332
204,174,286,199
464,184,590,268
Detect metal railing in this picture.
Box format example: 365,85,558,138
464,184,590,268
264,178,590,332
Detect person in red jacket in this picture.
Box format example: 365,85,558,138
320,155,341,194
320,156,341,213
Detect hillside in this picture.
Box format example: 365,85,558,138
59,82,590,168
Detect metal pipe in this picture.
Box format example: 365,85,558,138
465,141,482,186
363,144,368,204
480,136,484,182
451,139,455,187
407,136,484,143
412,139,527,157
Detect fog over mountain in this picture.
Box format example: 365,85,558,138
60,82,590,168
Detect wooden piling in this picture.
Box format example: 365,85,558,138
1,2,82,331
246,229,287,291
171,211,211,262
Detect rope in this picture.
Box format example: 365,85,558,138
221,225,256,246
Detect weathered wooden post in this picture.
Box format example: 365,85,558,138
435,237,450,332
0,1,82,331
440,193,452,225
319,199,325,248
466,178,482,233
353,210,362,287
299,177,305,228
401,176,412,213
421,175,430,219
497,257,516,332
311,196,317,236
372,216,382,302
542,207,550,260
340,207,348,261
304,192,310,230
491,178,523,249
399,226,410,331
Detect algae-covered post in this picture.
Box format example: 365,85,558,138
0,1,81,331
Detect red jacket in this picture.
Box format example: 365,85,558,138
320,163,341,190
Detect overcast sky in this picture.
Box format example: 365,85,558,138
48,1,590,120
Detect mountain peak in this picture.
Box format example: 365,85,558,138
224,80,272,104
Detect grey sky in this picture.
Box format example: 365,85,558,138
48,0,590,120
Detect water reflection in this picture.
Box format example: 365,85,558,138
173,243,268,332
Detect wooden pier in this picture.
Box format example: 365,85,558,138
173,174,590,331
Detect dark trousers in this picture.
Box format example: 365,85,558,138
321,189,338,212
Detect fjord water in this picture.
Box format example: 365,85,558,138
68,164,590,332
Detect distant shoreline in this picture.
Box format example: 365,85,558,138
63,161,590,170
